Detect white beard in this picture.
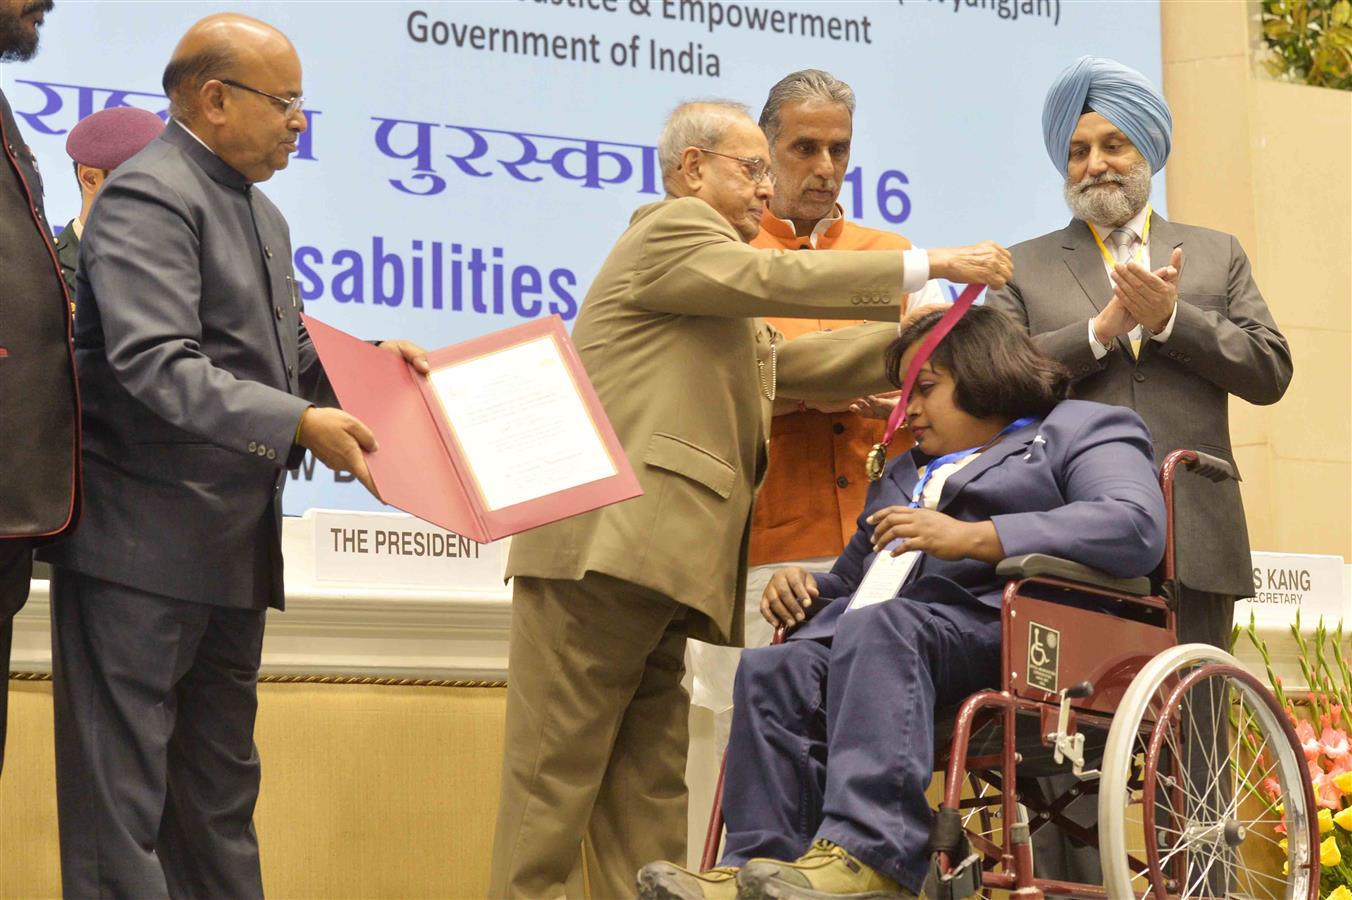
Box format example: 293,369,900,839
1063,160,1152,227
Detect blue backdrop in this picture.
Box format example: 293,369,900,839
1,0,1164,515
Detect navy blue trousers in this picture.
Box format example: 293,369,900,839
720,595,1001,893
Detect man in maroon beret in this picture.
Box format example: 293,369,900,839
54,106,164,297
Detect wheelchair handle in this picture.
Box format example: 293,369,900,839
1159,449,1238,588
1185,451,1237,483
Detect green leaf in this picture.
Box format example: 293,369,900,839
1266,18,1294,37
1261,0,1352,89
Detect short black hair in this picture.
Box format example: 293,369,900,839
161,46,237,119
885,305,1070,420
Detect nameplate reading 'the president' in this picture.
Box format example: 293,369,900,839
309,509,506,591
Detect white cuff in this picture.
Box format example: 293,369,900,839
901,248,929,293
1087,319,1109,360
905,279,948,313
1150,303,1179,343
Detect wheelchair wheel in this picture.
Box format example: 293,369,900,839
1098,643,1318,899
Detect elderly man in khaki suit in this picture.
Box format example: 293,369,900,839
489,100,1012,899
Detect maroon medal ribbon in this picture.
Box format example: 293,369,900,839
865,282,986,481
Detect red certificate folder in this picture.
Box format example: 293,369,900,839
302,314,642,543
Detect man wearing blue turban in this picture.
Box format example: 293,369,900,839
987,56,1292,890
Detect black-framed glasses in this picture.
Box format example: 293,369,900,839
696,148,774,186
220,78,305,118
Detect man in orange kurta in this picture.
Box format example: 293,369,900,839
687,69,946,731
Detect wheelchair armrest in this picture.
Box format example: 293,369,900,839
995,553,1151,597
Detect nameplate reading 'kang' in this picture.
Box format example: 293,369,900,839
310,509,506,591
1237,551,1349,628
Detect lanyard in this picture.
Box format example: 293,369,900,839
866,282,984,481
907,417,1036,508
1086,203,1152,270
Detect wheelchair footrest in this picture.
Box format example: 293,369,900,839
924,807,981,900
924,852,981,900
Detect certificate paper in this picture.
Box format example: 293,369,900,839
429,337,616,511
847,547,921,611
302,313,641,542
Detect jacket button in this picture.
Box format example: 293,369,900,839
832,423,845,435
275,306,283,320
248,441,258,452
266,448,277,460
265,245,273,258
836,476,850,488
1133,371,1146,383
288,364,295,377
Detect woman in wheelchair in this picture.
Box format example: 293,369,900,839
638,306,1168,900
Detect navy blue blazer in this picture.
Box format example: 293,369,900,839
794,399,1167,641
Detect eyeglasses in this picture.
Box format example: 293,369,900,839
696,148,774,186
220,78,305,118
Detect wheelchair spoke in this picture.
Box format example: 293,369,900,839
1183,846,1225,898
958,772,1001,846
1234,730,1279,796
1237,861,1297,889
1117,658,1319,900
1154,837,1190,871
1239,824,1289,850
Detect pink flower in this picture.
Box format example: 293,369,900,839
1309,760,1343,810
1295,720,1321,762
1263,776,1282,800
1320,726,1351,763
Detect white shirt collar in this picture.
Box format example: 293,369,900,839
763,203,843,249
1091,202,1151,244
174,118,219,156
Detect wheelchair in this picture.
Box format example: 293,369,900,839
701,450,1320,899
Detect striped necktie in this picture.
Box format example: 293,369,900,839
1109,228,1142,357
1108,228,1135,264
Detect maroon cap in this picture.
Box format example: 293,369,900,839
65,107,165,170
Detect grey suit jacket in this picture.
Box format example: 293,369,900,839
40,121,333,609
986,214,1292,596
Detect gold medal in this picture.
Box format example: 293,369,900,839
865,442,888,482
